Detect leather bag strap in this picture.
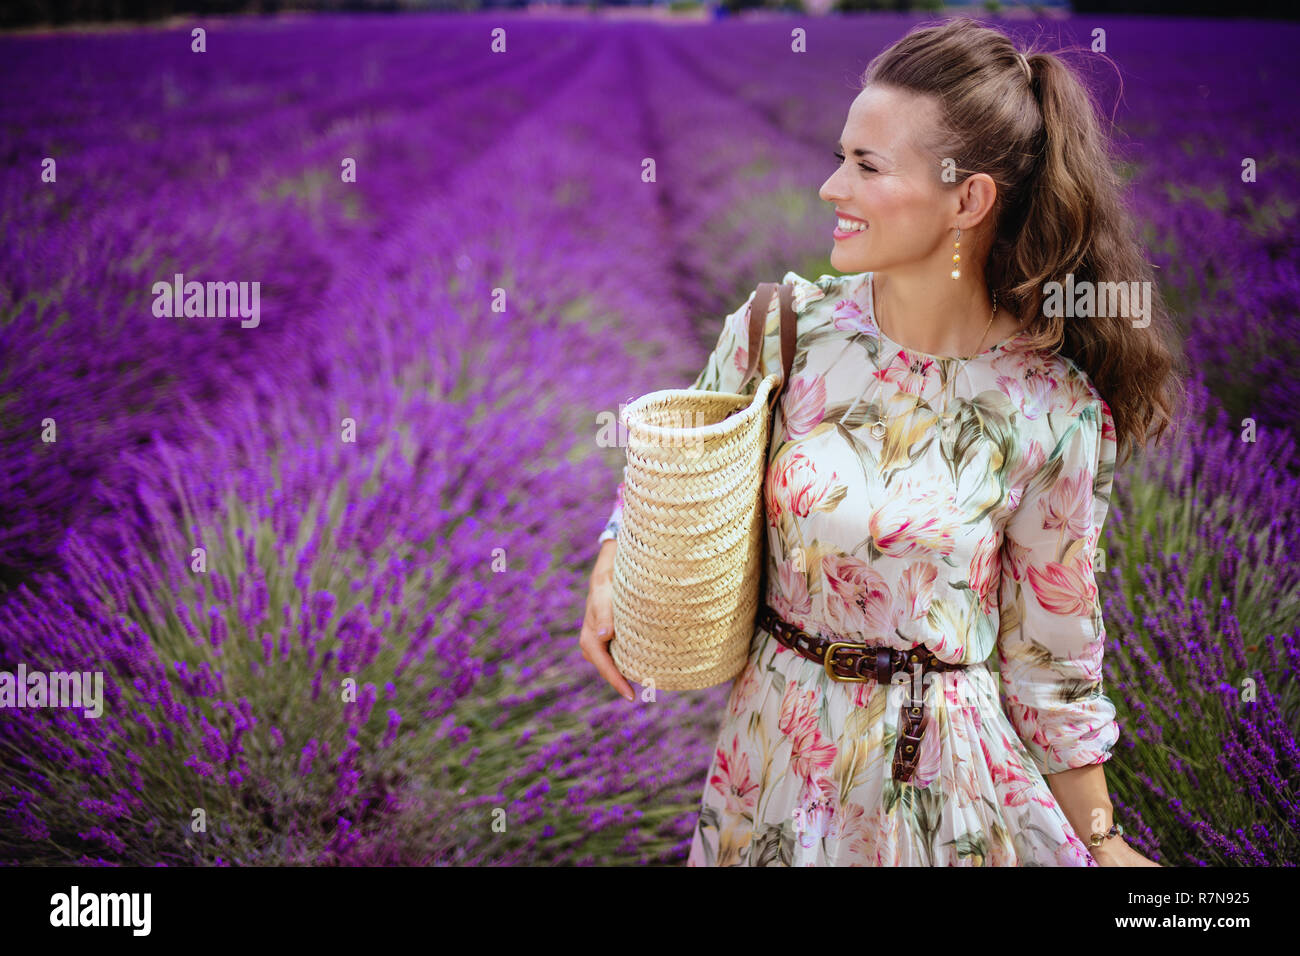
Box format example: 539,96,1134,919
743,282,795,626
740,282,797,402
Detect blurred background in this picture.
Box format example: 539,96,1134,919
5,0,1299,30
2,2,1297,866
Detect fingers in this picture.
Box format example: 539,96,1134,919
580,590,634,702
589,636,635,702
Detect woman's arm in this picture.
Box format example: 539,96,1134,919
1045,763,1159,866
994,393,1158,866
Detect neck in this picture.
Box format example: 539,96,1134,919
872,270,1004,358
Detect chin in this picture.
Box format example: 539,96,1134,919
829,247,868,274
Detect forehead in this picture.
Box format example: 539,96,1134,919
839,85,937,157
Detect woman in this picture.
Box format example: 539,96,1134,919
580,17,1183,866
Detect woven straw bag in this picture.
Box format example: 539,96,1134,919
609,282,797,690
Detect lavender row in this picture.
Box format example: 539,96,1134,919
0,15,605,581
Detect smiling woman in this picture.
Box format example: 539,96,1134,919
813,21,1184,467
583,15,1184,867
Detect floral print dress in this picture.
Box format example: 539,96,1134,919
598,271,1121,866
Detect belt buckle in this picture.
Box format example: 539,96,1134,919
823,642,870,683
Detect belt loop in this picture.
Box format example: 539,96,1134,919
892,660,935,783
875,648,893,685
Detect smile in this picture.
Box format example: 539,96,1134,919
833,215,868,240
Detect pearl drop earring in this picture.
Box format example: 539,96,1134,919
951,226,961,280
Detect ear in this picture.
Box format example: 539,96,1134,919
956,172,999,229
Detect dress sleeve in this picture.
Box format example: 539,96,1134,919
596,286,765,550
995,396,1121,775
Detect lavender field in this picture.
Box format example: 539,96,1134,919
1,11,1297,866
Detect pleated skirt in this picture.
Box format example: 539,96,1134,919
686,622,1099,867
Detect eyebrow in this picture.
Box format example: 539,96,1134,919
836,141,887,161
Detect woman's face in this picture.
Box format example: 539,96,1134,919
818,84,955,276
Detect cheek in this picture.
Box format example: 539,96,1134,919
866,180,918,218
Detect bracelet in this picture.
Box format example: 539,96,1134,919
1088,822,1124,847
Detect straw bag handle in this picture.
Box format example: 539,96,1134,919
738,282,797,409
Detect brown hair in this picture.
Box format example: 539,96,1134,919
862,17,1186,466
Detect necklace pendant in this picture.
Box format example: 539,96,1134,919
870,419,887,440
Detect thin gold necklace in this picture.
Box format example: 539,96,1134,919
868,290,999,441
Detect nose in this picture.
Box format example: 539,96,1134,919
818,171,843,204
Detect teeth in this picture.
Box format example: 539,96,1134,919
837,217,867,232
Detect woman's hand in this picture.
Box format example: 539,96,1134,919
579,540,635,702
1090,838,1161,867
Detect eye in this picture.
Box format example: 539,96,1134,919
832,151,876,173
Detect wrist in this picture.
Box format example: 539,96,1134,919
1087,829,1130,861
1085,820,1124,849
1088,839,1124,864
594,539,617,576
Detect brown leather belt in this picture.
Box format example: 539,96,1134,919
756,604,968,783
